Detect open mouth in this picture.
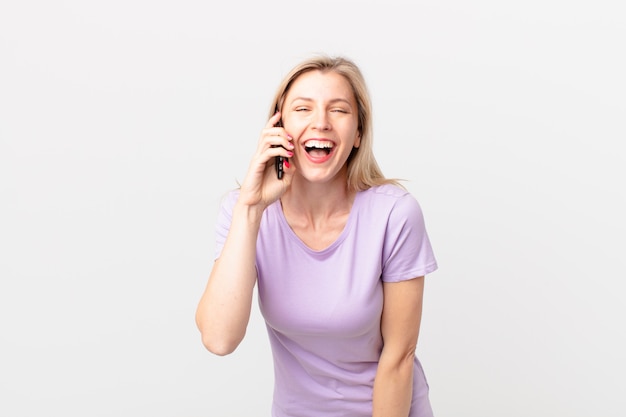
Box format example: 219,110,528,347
304,140,334,158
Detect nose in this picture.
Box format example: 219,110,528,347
312,110,331,131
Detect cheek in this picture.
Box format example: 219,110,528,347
282,118,308,136
343,122,361,147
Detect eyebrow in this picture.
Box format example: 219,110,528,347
289,97,354,107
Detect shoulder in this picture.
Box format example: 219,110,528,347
217,189,239,216
365,183,409,198
358,184,423,215
357,185,428,241
223,188,239,202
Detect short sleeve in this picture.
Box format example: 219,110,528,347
381,193,438,282
213,189,239,260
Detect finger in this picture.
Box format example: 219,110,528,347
268,128,294,149
266,111,282,128
263,131,293,153
268,145,294,160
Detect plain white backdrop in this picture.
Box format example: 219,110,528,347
1,1,625,416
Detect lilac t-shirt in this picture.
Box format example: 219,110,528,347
214,184,438,417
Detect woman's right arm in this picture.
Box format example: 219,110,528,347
195,202,264,356
195,112,294,355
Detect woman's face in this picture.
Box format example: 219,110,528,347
281,70,361,185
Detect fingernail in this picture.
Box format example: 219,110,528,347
284,160,290,169
286,151,294,157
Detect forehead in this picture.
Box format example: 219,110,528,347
286,70,355,102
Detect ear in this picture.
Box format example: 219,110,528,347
354,131,361,148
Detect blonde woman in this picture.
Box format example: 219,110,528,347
196,55,438,417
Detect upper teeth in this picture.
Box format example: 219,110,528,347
305,140,333,149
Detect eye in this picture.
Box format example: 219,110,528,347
295,107,310,112
331,108,348,114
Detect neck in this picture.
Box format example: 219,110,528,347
281,176,355,224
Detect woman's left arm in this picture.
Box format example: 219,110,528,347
372,276,425,417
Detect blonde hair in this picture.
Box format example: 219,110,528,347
268,55,402,192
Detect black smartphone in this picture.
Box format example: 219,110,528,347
274,117,285,179
275,154,284,180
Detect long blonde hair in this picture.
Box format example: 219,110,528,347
268,55,401,192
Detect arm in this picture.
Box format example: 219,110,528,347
194,202,264,356
372,276,425,417
195,112,294,356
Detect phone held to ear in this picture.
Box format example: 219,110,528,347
273,117,285,180
275,153,284,179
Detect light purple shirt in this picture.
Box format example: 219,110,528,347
215,184,438,417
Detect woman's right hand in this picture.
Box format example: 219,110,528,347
237,112,295,209
197,113,293,355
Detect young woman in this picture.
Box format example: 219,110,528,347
196,55,438,417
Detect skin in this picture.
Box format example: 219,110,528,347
195,70,425,416
278,70,362,250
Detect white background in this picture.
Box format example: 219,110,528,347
1,1,625,416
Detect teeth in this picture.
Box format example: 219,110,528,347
305,140,334,149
